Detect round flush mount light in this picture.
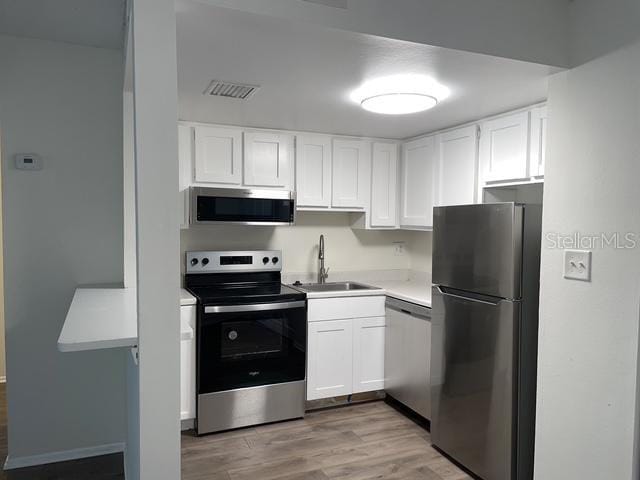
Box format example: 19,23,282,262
361,93,438,115
350,74,449,115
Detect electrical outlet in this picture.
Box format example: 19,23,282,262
563,249,592,281
393,241,406,256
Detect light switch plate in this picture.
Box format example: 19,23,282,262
563,249,592,281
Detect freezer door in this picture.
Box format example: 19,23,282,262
432,203,522,299
431,286,519,480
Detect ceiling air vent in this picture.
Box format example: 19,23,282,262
204,80,260,100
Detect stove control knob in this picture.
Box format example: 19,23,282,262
272,257,279,264
201,257,209,266
262,256,269,264
190,258,199,266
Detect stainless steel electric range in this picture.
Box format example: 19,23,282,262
184,250,307,435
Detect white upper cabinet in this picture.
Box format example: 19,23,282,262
178,124,193,228
296,135,332,207
529,105,548,177
194,125,242,185
437,126,478,206
332,139,371,209
479,111,530,182
244,131,294,189
400,136,437,229
370,142,398,227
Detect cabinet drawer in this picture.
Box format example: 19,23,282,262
308,296,385,322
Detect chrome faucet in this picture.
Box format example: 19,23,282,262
318,234,329,284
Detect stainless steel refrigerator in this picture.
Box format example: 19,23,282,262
431,203,542,480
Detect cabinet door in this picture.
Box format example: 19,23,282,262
332,139,370,208
178,124,193,228
479,111,530,182
194,126,242,185
400,136,437,228
437,126,478,206
180,306,196,421
370,143,398,227
353,316,386,393
296,135,332,207
307,319,353,400
529,105,548,177
244,132,293,188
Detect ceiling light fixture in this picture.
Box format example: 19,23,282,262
350,74,450,115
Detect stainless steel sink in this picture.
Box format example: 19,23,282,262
293,281,378,292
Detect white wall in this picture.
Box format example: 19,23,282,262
535,39,640,479
0,35,125,459
129,0,181,478
408,231,432,274
196,0,570,67
181,212,432,276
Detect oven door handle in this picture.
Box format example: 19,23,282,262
204,300,306,314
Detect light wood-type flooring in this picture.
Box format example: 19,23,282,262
0,384,470,480
181,400,471,480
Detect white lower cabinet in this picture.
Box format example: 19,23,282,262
352,316,386,393
307,319,353,400
306,296,386,401
180,305,196,422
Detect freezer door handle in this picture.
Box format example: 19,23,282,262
435,285,507,305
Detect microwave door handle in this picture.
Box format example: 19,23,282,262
204,301,305,314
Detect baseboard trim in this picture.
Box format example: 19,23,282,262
3,442,125,470
0,377,7,384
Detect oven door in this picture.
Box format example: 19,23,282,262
191,187,295,226
197,300,306,394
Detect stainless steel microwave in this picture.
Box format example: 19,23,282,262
190,187,296,226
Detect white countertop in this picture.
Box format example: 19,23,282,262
296,284,387,299
59,288,197,353
58,288,138,352
372,280,432,308
180,288,197,306
289,279,431,307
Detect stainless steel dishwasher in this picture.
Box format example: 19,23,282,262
384,297,431,419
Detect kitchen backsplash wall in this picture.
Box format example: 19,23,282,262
408,229,432,273
180,211,432,276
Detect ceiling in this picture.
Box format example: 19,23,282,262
177,1,562,139
0,0,125,50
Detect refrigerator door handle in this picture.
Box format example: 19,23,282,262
435,285,505,306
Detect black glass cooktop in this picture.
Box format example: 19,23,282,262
186,283,305,306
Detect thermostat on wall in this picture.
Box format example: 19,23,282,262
14,153,43,170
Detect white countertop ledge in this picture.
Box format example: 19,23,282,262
180,288,197,306
373,280,432,308
290,280,432,308
58,288,138,353
299,286,387,300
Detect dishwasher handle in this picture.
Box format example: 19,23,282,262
385,297,431,320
